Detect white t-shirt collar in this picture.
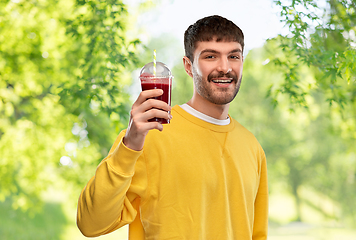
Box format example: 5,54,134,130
179,104,230,126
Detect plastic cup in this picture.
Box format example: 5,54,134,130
139,61,173,124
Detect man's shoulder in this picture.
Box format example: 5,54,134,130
230,118,260,141
230,118,250,132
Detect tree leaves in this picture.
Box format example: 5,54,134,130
0,0,140,213
269,0,356,225
272,0,355,109
59,0,140,121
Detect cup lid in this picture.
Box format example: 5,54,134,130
139,62,172,77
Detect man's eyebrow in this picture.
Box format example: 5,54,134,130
230,49,243,54
200,49,219,55
200,48,243,55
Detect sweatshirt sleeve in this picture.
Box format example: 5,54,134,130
76,130,147,237
252,151,269,240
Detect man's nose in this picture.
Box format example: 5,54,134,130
216,58,232,74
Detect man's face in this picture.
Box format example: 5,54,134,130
186,39,243,105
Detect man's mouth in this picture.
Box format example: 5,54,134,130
211,79,233,84
208,72,237,84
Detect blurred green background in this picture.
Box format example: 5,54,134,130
0,0,355,239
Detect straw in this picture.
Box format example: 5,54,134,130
153,49,156,76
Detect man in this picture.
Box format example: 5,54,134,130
77,15,268,240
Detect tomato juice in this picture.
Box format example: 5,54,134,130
140,75,172,124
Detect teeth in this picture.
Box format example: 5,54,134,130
212,79,232,83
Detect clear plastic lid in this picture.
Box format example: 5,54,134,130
139,61,172,78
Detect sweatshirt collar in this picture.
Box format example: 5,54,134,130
173,105,235,133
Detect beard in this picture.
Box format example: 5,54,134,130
192,69,242,105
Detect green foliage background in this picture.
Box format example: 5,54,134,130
0,0,140,212
0,0,355,239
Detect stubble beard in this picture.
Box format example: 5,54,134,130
192,68,242,105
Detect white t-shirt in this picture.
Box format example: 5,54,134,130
179,104,230,126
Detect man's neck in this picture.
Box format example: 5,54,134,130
187,95,230,120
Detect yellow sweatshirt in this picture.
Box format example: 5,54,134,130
77,105,268,240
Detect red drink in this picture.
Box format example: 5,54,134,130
140,74,172,124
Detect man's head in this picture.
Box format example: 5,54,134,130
184,15,244,62
183,15,244,106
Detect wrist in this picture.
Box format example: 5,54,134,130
123,136,143,152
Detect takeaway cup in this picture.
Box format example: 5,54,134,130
139,61,173,124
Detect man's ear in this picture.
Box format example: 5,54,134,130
183,56,193,78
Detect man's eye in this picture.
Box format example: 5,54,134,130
230,55,240,59
205,55,215,59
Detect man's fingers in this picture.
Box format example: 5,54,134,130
140,98,171,112
133,89,164,107
130,98,171,121
142,108,172,122
127,118,164,139
130,108,171,128
145,121,164,132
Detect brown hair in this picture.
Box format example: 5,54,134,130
184,15,244,61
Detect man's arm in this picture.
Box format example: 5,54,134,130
252,152,269,240
76,89,171,237
76,132,143,237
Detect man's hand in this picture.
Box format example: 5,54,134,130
123,89,172,151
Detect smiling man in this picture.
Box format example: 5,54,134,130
77,15,268,240
183,38,243,118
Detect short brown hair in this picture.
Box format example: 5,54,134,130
184,15,244,61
